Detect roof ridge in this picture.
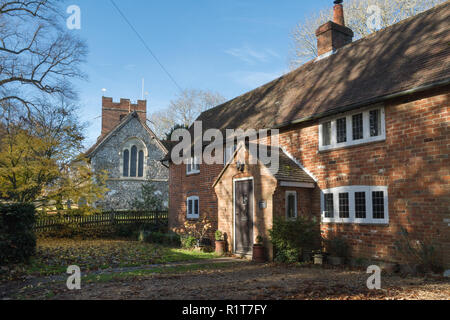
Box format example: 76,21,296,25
197,2,448,122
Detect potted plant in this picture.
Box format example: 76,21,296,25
313,250,324,265
215,230,226,255
325,237,349,266
252,235,266,263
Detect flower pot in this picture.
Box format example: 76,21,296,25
313,254,324,265
215,240,226,255
328,256,344,266
252,245,266,263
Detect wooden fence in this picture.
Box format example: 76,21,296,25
34,211,168,232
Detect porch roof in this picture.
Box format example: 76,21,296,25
213,143,316,187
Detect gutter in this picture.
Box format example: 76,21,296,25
272,78,450,129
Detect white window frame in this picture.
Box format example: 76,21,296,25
285,191,298,220
186,156,200,175
321,186,389,224
186,196,200,219
318,105,386,151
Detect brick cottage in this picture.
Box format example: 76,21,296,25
167,2,450,267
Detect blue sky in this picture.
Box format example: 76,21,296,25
70,0,332,146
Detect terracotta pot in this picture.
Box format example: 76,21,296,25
215,240,226,254
252,245,266,263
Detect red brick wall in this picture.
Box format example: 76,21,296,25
275,87,449,266
101,97,147,137
168,161,223,240
169,86,450,267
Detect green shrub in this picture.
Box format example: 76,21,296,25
181,235,198,249
215,230,223,241
0,203,36,265
269,217,320,263
324,236,350,258
394,227,443,274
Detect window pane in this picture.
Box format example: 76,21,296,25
194,199,199,215
352,114,363,140
337,118,347,143
322,122,331,146
194,157,200,171
355,192,366,218
130,146,137,177
188,199,193,215
324,194,334,218
339,193,349,218
372,191,385,219
370,110,381,137
287,194,296,218
138,150,144,177
123,149,129,177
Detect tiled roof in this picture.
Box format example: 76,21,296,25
213,143,316,187
196,3,450,133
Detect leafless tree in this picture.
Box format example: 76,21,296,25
289,0,446,68
0,0,87,113
149,89,226,139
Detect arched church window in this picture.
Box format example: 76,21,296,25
122,139,147,178
130,146,137,177
123,149,129,177
138,150,144,177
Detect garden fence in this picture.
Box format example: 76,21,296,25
34,211,168,233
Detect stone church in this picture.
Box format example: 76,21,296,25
85,97,169,211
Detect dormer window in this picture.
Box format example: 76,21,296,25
122,138,147,178
319,106,385,151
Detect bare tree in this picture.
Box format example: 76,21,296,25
290,0,446,68
0,0,87,112
149,89,226,139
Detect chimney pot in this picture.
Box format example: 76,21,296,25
333,2,345,26
315,0,353,57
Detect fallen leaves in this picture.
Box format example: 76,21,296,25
0,238,216,283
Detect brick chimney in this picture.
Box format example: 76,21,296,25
315,0,354,57
100,97,147,137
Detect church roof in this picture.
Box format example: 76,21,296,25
84,111,168,158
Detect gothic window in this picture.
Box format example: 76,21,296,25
138,150,144,177
122,139,146,178
130,146,137,177
123,149,129,177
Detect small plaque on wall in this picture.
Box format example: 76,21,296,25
259,200,267,209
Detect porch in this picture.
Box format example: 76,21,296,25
213,143,318,260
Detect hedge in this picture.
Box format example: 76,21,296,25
0,203,36,265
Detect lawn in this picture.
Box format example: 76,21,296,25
0,238,218,282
